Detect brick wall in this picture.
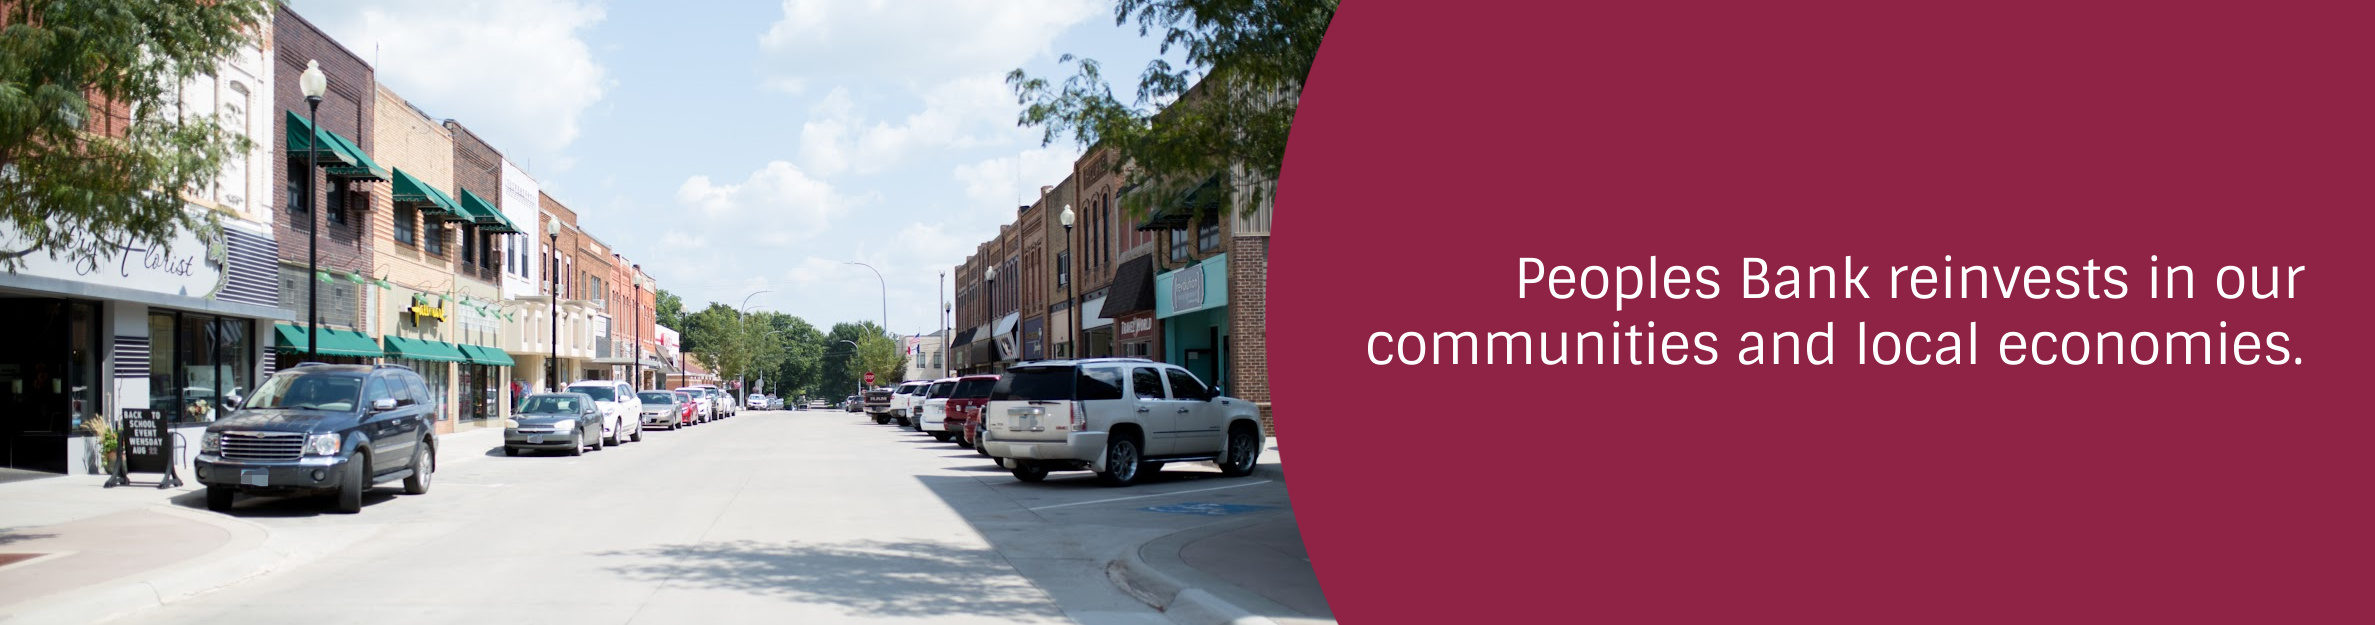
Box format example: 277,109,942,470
446,120,507,282
1227,236,1270,408
272,5,375,329
369,84,457,343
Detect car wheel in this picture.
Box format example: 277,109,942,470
954,432,973,449
603,420,619,446
205,485,235,511
631,422,643,443
1010,461,1048,483
1218,426,1259,477
1096,438,1143,487
332,453,366,514
570,429,586,456
402,442,432,495
930,432,952,442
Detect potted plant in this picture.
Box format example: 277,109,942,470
84,418,120,475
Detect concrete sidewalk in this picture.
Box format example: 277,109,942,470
1105,440,1333,625
0,425,504,624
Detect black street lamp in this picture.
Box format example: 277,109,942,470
547,221,561,391
298,60,327,360
632,264,643,390
1060,204,1076,359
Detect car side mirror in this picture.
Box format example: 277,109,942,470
372,398,398,411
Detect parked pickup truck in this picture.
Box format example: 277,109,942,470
863,387,894,424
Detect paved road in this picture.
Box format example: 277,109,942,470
113,410,1290,625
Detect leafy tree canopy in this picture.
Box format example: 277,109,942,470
1008,0,1336,218
0,0,270,270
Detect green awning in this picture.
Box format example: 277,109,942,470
321,132,390,181
272,323,385,358
284,111,358,170
382,335,468,363
456,189,522,233
390,168,468,220
456,344,517,366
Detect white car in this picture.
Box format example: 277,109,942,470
672,387,717,423
746,393,771,410
981,358,1263,486
566,380,643,445
889,380,931,427
917,377,959,442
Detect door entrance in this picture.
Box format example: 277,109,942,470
0,298,100,473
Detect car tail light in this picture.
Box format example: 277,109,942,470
1070,401,1086,430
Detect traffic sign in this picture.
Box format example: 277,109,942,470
863,371,875,385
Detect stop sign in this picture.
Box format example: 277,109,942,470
863,372,875,386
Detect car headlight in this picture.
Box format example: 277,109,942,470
304,432,341,456
201,432,222,453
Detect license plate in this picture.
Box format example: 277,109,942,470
240,468,268,487
527,435,544,444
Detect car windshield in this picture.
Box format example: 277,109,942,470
991,367,1075,401
243,373,364,411
954,378,996,399
638,392,675,404
572,386,616,401
927,382,955,398
521,395,585,414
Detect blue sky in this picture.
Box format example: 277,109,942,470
297,0,1171,335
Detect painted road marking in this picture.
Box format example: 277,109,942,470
1142,502,1275,516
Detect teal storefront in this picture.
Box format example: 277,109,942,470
1155,253,1230,389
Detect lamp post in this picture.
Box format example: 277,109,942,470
942,302,952,376
984,266,998,371
843,261,888,338
632,264,643,390
547,221,561,391
1060,204,1076,359
298,60,326,360
737,290,769,402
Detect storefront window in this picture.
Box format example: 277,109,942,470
150,311,256,423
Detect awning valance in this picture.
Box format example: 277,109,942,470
456,189,523,233
383,335,468,363
950,327,979,346
272,323,384,358
1079,296,1111,329
456,344,516,366
391,168,467,219
1104,256,1158,317
1134,173,1223,231
284,112,388,180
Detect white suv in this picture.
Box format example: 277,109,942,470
566,380,643,445
918,377,958,442
889,380,931,427
981,359,1263,486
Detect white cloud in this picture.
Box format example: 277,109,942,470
953,147,1081,221
305,0,609,165
674,161,855,233
797,77,1028,176
758,0,1103,86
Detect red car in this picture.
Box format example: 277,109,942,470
944,374,999,451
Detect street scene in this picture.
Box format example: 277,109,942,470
0,1,1327,623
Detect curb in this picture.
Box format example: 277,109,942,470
1106,513,1301,625
1,503,381,624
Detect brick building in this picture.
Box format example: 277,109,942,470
271,5,376,340
1017,193,1048,362
1044,175,1079,357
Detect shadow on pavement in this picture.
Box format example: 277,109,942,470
0,531,57,546
163,487,402,517
597,539,1066,622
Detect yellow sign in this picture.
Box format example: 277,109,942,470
410,305,446,321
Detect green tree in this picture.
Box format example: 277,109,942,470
764,314,825,399
852,332,908,392
653,289,686,332
0,0,271,269
1006,0,1335,218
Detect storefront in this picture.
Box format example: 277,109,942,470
384,335,466,421
1077,290,1113,358
1156,253,1230,386
1,218,285,474
1021,316,1046,361
456,344,513,423
1105,256,1161,361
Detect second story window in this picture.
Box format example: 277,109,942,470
1198,213,1221,252
325,178,348,224
393,204,416,245
423,217,444,255
1169,228,1189,262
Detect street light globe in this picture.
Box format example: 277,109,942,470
1059,205,1075,228
299,60,328,99
985,266,997,282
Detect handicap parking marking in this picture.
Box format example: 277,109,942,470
1141,502,1275,516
